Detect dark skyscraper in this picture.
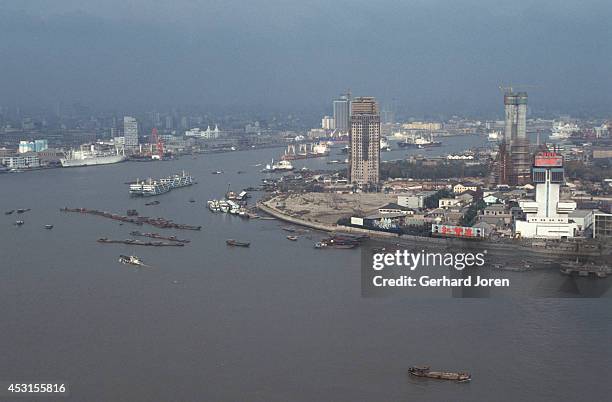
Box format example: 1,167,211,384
333,93,351,133
349,97,380,189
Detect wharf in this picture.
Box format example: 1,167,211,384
61,208,201,231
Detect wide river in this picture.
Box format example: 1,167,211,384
1,136,611,401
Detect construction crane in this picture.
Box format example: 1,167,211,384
498,84,539,94
150,128,164,160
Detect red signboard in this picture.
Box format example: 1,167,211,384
431,224,483,239
534,152,563,167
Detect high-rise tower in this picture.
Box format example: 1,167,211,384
333,92,351,133
495,91,530,185
123,116,139,150
349,97,380,190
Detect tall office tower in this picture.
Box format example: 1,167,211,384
123,116,139,150
496,91,530,185
333,93,351,133
349,97,380,190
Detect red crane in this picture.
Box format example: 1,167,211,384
150,128,164,159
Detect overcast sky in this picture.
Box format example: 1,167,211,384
0,0,610,117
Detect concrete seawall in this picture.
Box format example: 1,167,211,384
257,200,399,239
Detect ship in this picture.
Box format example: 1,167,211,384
226,239,250,247
408,366,471,383
397,136,442,148
129,171,194,197
380,137,391,151
118,255,147,267
261,159,294,172
550,121,580,140
61,144,126,167
488,131,502,142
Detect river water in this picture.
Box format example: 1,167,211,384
1,136,611,401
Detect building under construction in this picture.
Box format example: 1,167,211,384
494,91,531,186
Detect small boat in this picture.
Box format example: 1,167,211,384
226,239,250,247
4,210,15,215
44,225,54,230
286,235,298,241
16,208,31,214
189,199,196,203
211,170,223,175
118,255,147,267
408,366,471,382
237,170,246,174
145,200,160,206
126,209,139,216
14,220,25,226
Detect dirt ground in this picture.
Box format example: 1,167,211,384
267,192,397,224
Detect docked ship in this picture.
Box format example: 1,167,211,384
129,171,194,197
550,121,580,140
397,136,442,148
61,144,126,167
488,131,502,142
262,159,294,172
281,142,330,160
380,137,391,151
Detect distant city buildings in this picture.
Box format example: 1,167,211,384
123,116,139,150
18,139,48,153
321,116,334,130
349,96,380,189
185,125,221,139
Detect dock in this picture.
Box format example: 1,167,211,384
60,207,202,231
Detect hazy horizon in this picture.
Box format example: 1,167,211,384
1,0,611,117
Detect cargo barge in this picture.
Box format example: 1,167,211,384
408,366,471,382
60,207,201,231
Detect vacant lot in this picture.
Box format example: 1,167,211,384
267,192,397,224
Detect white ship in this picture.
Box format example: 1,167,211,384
262,159,294,172
61,145,126,167
311,142,330,155
130,171,194,197
488,131,502,142
550,121,580,140
380,137,391,151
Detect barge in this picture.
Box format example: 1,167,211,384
408,366,471,382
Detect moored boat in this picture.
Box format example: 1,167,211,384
118,255,147,267
408,366,471,382
226,239,250,247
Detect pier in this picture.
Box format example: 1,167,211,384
60,208,202,230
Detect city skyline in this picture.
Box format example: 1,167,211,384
0,1,610,116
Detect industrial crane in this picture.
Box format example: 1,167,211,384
150,128,164,160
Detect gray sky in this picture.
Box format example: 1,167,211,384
1,0,610,116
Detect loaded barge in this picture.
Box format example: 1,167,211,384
130,231,190,243
60,208,201,231
98,238,185,247
408,366,471,382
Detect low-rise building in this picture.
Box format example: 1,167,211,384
1,152,40,169
397,191,437,209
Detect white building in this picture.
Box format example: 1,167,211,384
1,153,40,169
185,125,220,139
321,116,335,130
515,152,578,238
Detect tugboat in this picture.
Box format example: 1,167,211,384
118,255,147,267
226,239,250,247
408,366,471,383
